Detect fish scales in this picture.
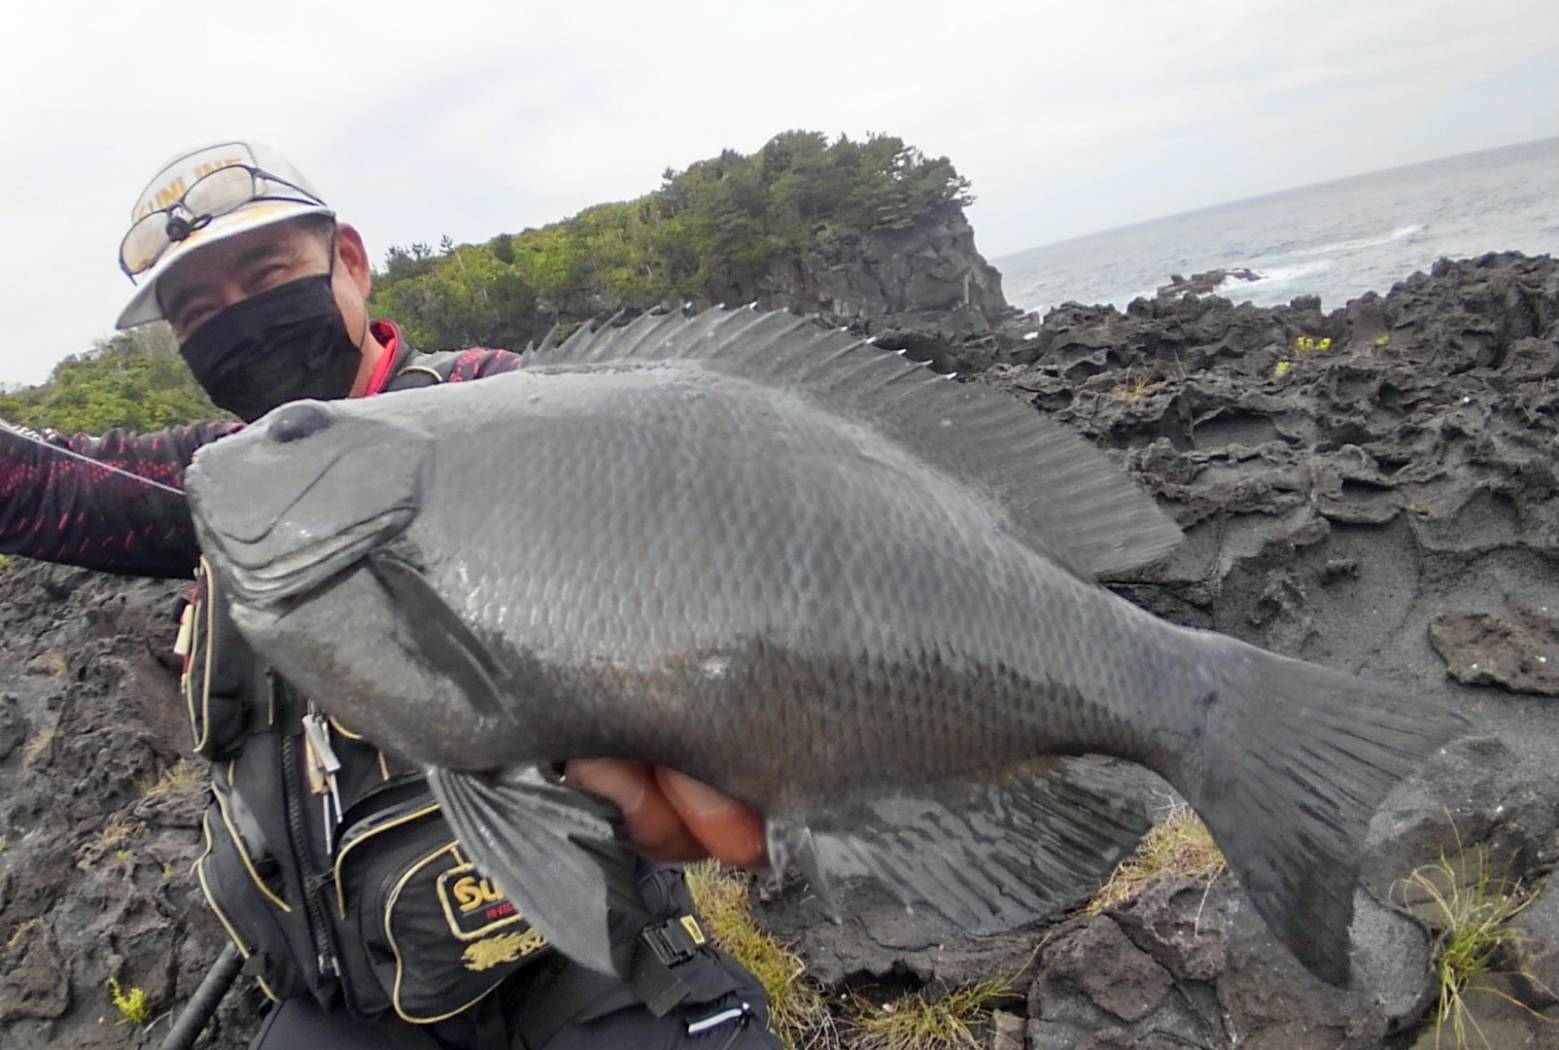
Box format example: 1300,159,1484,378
185,306,1467,987
393,365,1173,794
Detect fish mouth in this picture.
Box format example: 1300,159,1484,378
213,505,415,607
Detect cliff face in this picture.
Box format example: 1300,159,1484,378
2,253,1556,1049
731,205,1013,339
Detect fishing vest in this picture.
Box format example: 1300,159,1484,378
175,350,734,1031
176,349,556,1024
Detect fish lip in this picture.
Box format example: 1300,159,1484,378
214,505,415,607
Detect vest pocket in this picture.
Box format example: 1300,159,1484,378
333,798,551,1023
181,560,253,762
195,803,298,1002
208,776,291,911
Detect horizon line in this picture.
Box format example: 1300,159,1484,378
992,133,1559,262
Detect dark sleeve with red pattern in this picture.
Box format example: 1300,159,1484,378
0,420,240,579
446,347,524,382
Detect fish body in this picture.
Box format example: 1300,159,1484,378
185,307,1465,986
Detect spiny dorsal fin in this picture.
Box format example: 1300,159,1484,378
525,306,1182,578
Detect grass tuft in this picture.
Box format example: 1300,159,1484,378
1087,802,1225,915
846,980,1010,1050
21,726,56,768
95,815,145,853
108,976,153,1025
6,918,40,953
137,758,204,798
685,861,834,1048
1398,837,1553,1048
1109,374,1161,402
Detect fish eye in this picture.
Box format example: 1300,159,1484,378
268,401,334,444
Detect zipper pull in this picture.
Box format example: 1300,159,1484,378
301,713,342,774
303,712,345,853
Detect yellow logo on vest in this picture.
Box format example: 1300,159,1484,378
451,874,507,913
435,863,527,940
461,928,548,972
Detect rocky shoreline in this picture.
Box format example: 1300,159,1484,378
773,250,1559,1048
2,251,1556,1048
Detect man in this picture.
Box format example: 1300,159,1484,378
0,141,777,1049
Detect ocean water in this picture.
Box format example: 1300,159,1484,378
994,137,1559,315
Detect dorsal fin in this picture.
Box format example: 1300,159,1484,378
524,306,1182,578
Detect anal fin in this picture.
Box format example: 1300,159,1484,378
799,758,1150,934
429,764,648,976
766,820,845,924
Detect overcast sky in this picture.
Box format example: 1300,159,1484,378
1,0,1554,386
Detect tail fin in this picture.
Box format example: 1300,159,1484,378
1176,639,1468,986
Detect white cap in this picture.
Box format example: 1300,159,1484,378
116,140,335,329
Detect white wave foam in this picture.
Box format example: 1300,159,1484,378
1289,223,1426,260
1214,259,1334,297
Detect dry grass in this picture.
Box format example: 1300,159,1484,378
1086,802,1225,915
688,862,1041,1049
1398,839,1553,1048
6,918,40,953
95,815,145,853
846,979,1010,1050
1109,374,1162,402
685,861,835,1049
137,758,203,798
21,726,56,767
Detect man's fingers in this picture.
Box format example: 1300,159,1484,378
563,759,770,869
563,758,705,861
657,768,768,870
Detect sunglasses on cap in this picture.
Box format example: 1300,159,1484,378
118,164,327,281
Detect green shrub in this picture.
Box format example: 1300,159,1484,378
372,130,974,352
0,324,220,433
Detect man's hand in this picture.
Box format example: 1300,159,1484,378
565,759,768,870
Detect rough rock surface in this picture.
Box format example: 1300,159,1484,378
1429,606,1559,694
1156,268,1262,298
0,566,261,1049
744,204,1015,343
758,252,1559,1047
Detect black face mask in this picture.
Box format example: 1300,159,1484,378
179,274,365,423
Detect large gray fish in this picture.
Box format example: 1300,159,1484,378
183,307,1465,987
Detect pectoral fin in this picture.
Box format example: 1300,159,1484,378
801,758,1150,933
368,550,505,718
429,764,648,976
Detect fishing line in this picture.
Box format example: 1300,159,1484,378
0,417,186,497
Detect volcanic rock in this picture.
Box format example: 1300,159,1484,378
1156,268,1263,298
761,251,1559,1049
